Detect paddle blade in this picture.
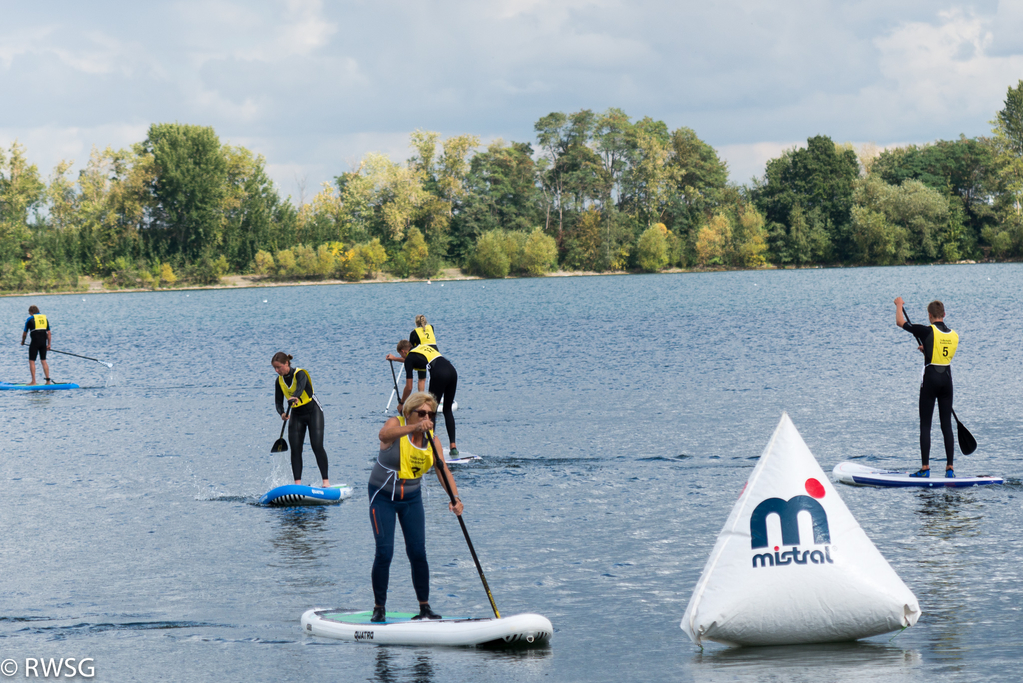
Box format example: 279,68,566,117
957,422,977,455
271,438,289,453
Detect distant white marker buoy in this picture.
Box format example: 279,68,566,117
263,299,268,303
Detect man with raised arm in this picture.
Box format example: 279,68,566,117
894,297,958,478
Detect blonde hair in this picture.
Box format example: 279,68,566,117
415,315,428,328
402,392,438,419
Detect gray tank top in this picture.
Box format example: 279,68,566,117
369,438,423,499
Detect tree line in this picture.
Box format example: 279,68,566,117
2,80,1022,292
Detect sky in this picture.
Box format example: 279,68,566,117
2,0,1023,203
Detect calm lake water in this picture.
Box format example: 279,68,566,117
2,265,1021,682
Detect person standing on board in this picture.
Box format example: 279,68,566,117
369,391,463,622
385,339,459,457
272,352,330,487
894,297,958,478
21,305,52,385
408,314,439,350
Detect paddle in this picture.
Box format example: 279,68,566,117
271,404,292,453
426,428,501,619
386,359,401,412
48,348,113,368
902,308,977,455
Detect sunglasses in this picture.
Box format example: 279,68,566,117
413,409,437,419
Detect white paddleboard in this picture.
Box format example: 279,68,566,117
301,609,552,647
446,452,482,465
833,462,1003,488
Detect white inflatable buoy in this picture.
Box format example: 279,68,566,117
681,413,920,647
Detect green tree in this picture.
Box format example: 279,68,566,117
754,135,860,262
636,223,669,272
521,227,558,276
469,230,511,278
142,123,228,262
0,142,45,263
991,80,1023,223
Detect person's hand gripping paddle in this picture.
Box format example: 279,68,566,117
904,308,977,455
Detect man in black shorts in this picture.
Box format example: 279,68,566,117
21,304,53,385
386,339,459,457
894,296,958,478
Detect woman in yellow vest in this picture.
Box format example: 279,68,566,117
272,352,329,486
369,392,463,622
894,297,958,478
386,339,459,456
409,315,439,350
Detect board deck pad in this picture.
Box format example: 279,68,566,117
324,610,467,624
0,381,79,391
833,461,1004,488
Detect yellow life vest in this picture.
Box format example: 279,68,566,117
414,324,437,346
396,415,434,479
409,344,442,366
33,314,48,330
278,368,314,408
929,325,958,366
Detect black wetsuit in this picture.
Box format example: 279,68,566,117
404,351,457,444
24,316,50,361
274,369,329,482
903,321,954,468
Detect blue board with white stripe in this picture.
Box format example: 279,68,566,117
260,484,354,506
0,381,79,391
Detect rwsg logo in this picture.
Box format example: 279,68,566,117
749,480,834,569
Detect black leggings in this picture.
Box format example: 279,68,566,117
429,365,457,445
289,402,328,482
919,368,954,468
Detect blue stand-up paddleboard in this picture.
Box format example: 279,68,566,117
0,381,79,391
260,484,354,506
301,609,552,647
833,461,1003,488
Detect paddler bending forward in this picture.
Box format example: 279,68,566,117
369,392,463,622
386,339,459,457
272,351,329,487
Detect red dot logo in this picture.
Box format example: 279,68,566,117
774,546,779,551
805,478,825,499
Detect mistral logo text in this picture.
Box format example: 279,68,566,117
749,494,834,569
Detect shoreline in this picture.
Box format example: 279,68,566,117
0,260,986,298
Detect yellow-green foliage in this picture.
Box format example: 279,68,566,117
338,248,368,281
159,262,177,285
359,238,387,276
253,250,275,275
470,231,511,278
636,224,669,272
275,249,296,275
521,228,558,276
402,227,429,273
